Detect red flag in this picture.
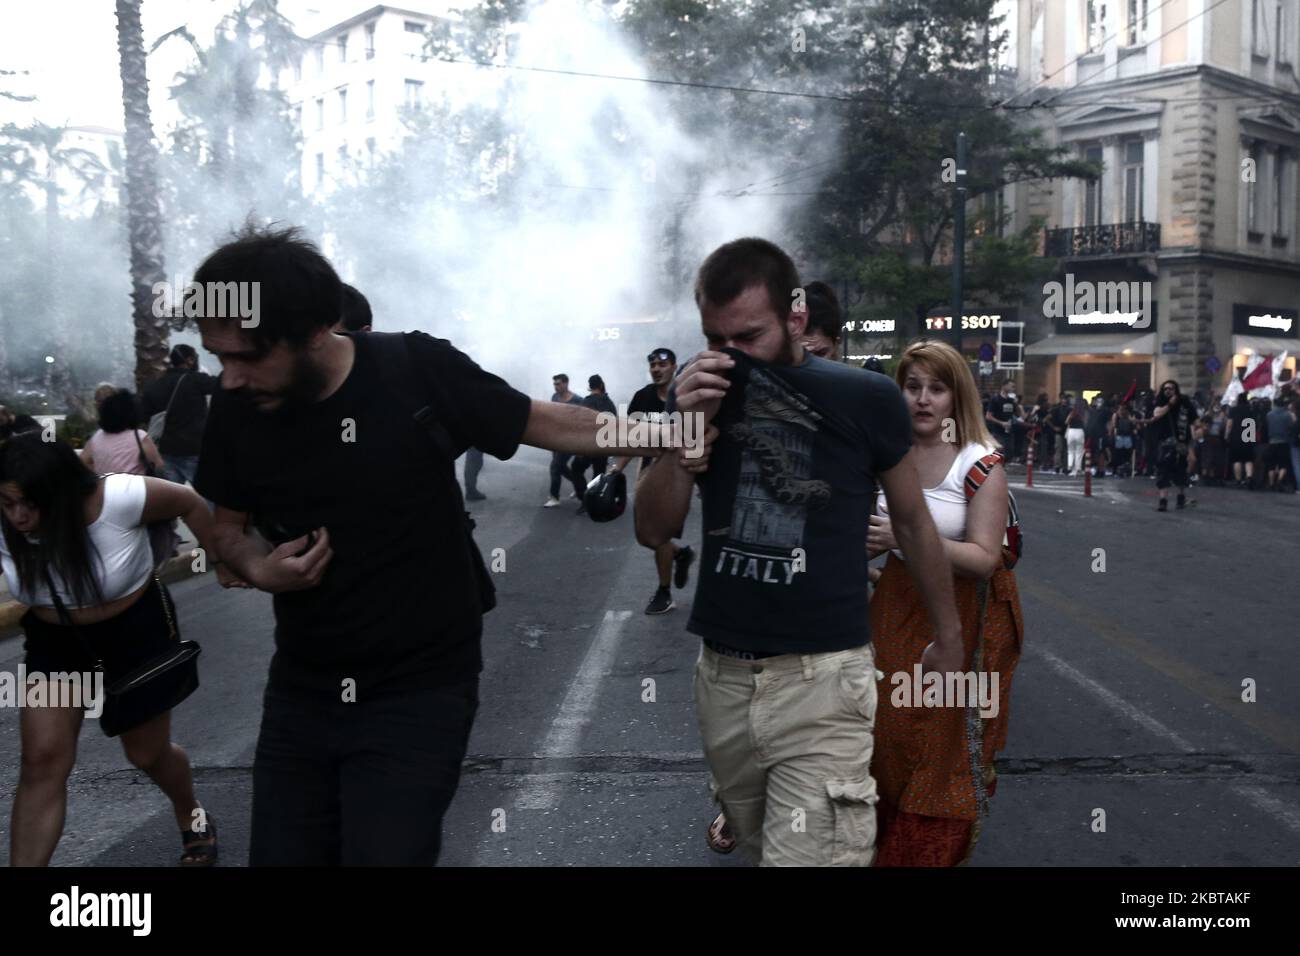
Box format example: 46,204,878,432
1241,355,1273,391
1121,380,1137,404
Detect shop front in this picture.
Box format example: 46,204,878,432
1229,304,1298,388
1025,301,1156,402
842,315,902,368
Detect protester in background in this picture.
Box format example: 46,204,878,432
1201,405,1228,486
1066,397,1087,476
1227,392,1255,488
1109,403,1136,477
984,381,1020,461
1085,395,1112,477
570,374,618,513
800,281,843,360
92,384,117,411
1049,392,1071,474
1266,396,1296,491
868,340,1023,866
335,283,372,333
1,433,229,866
140,345,220,487
1151,380,1197,512
0,406,40,442
543,374,585,508
1030,393,1052,469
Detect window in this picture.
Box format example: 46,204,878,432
1274,150,1287,236
315,45,324,72
315,152,324,186
1126,0,1147,45
1279,3,1291,64
338,33,348,63
338,86,348,123
365,21,376,59
315,96,325,131
366,80,375,119
1084,144,1105,226
404,20,426,33
1122,139,1143,222
404,79,424,109
1253,0,1270,57
338,144,349,170
1086,1,1108,54
1247,142,1263,233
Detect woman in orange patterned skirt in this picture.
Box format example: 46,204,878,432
867,341,1024,866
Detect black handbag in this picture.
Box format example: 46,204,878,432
43,569,201,737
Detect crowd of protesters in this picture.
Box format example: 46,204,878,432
983,382,1299,493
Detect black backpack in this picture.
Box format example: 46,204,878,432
364,331,497,615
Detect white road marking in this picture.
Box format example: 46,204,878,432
513,609,633,812
1032,645,1300,836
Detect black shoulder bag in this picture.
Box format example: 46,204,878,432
42,569,201,737
364,332,497,615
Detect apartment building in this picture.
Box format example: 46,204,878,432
994,0,1300,400
281,4,463,195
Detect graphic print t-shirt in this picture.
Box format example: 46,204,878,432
628,382,667,469
672,350,912,654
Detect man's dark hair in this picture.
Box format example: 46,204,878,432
340,283,372,332
695,237,802,322
193,223,342,350
553,374,568,384
588,374,605,391
804,281,842,342
170,344,197,367
98,391,140,434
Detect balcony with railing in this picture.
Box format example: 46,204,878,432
1044,221,1160,258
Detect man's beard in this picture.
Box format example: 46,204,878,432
772,326,798,366
245,352,331,413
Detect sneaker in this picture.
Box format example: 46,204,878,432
466,489,486,501
673,545,695,589
544,497,561,508
1157,498,1167,512
644,586,675,615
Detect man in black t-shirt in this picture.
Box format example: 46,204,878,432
192,224,674,865
609,349,695,614
635,238,962,867
570,374,618,511
140,344,220,485
984,381,1021,460
1150,379,1198,511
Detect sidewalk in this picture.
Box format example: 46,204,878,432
0,519,206,632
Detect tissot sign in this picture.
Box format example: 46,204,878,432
923,307,1016,334
1232,304,1298,337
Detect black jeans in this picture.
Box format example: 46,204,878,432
549,451,572,498
568,455,608,498
250,677,479,866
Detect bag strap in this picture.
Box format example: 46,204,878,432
131,428,151,474
162,371,189,419
963,451,1004,501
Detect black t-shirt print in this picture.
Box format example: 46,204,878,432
628,382,668,469
194,331,531,700
988,395,1016,425
669,349,912,655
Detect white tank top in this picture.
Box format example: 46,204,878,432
876,442,999,561
0,473,154,608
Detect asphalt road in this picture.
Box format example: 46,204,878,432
0,448,1296,866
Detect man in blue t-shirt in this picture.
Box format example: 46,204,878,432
635,237,962,867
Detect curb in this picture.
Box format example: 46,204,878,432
0,553,204,634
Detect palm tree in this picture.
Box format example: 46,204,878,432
116,0,170,392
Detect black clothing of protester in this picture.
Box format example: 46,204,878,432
1228,403,1254,464
0,415,40,440
628,382,668,470
670,350,911,655
141,367,220,457
986,392,1017,454
195,331,530,866
570,392,618,497
1153,396,1197,490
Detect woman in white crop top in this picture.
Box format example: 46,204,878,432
0,431,231,867
864,340,1026,868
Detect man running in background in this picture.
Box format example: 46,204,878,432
544,374,585,507
571,374,617,514
610,348,694,614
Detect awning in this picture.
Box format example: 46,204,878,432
1026,333,1156,356
1232,334,1298,356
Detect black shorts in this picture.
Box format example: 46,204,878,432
21,578,194,736
1267,443,1291,469
1156,452,1189,489
1229,442,1254,464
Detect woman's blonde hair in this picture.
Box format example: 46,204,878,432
895,339,996,448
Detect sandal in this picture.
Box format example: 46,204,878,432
706,811,736,855
179,814,218,867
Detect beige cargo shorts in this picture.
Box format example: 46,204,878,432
693,642,880,866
